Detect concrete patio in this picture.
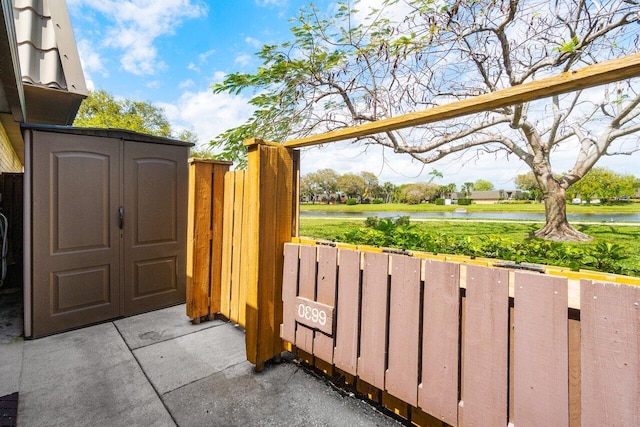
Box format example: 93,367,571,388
0,301,402,426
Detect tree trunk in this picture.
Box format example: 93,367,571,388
534,186,593,242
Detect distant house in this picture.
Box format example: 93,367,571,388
314,193,347,204
470,190,523,204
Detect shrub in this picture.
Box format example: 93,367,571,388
458,198,472,205
435,198,445,205
372,198,383,204
364,216,380,228
346,198,357,205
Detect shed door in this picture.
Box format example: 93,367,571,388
32,133,121,337
122,141,187,315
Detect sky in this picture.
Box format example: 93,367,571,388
66,0,639,189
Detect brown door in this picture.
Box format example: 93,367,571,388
32,132,121,337
122,141,187,316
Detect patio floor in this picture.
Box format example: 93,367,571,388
0,299,403,426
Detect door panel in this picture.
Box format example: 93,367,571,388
32,133,121,337
123,141,187,315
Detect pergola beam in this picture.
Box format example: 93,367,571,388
283,53,640,149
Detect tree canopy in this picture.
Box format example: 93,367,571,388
74,89,199,145
211,0,640,241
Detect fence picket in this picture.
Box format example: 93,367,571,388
357,252,390,390
460,265,509,426
313,246,338,364
281,243,299,344
581,280,640,426
334,249,361,375
295,245,317,354
419,260,460,426
385,255,421,406
514,272,569,426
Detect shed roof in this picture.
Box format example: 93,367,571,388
22,123,195,148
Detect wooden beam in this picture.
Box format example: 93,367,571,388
284,53,640,149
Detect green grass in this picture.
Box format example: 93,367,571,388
299,218,640,274
300,201,640,214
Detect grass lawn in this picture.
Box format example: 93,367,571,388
299,218,640,274
300,201,640,214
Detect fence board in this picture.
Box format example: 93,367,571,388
419,260,460,426
334,249,361,375
314,246,338,364
357,252,390,390
281,243,299,344
385,255,421,406
186,161,212,319
514,272,569,427
187,160,231,321
295,245,317,354
230,170,246,324
460,265,509,427
219,170,235,319
209,163,227,314
581,280,640,426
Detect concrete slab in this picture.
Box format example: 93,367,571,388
114,304,223,350
0,340,23,396
163,360,403,427
19,322,174,427
134,323,246,394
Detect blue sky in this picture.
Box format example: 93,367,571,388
66,0,639,188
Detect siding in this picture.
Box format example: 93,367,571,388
0,123,22,172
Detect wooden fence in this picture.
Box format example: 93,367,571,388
281,241,639,427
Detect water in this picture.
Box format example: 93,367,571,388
300,210,640,223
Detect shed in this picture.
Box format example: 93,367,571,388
23,124,191,337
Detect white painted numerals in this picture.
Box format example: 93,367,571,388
297,303,327,326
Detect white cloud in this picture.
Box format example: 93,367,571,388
179,79,195,89
159,85,255,150
245,36,262,48
255,0,288,7
187,62,201,73
76,39,108,78
74,0,208,75
146,80,161,88
198,49,216,63
234,53,253,66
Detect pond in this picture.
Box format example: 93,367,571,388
300,210,640,223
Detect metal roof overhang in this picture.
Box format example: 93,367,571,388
0,0,26,163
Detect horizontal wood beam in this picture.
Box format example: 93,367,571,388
283,53,640,149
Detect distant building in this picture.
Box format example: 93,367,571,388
470,190,523,204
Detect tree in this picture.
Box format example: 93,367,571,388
437,183,457,199
461,182,474,198
74,90,173,137
399,182,439,204
360,171,379,199
380,181,398,203
515,172,543,201
212,0,640,241
337,173,367,199
474,180,495,192
301,168,339,203
569,167,637,202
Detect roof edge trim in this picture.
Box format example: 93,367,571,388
0,0,25,121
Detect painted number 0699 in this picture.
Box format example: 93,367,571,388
297,303,327,326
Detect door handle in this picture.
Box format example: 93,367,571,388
119,206,124,229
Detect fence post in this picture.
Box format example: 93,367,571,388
243,138,295,370
186,158,232,322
